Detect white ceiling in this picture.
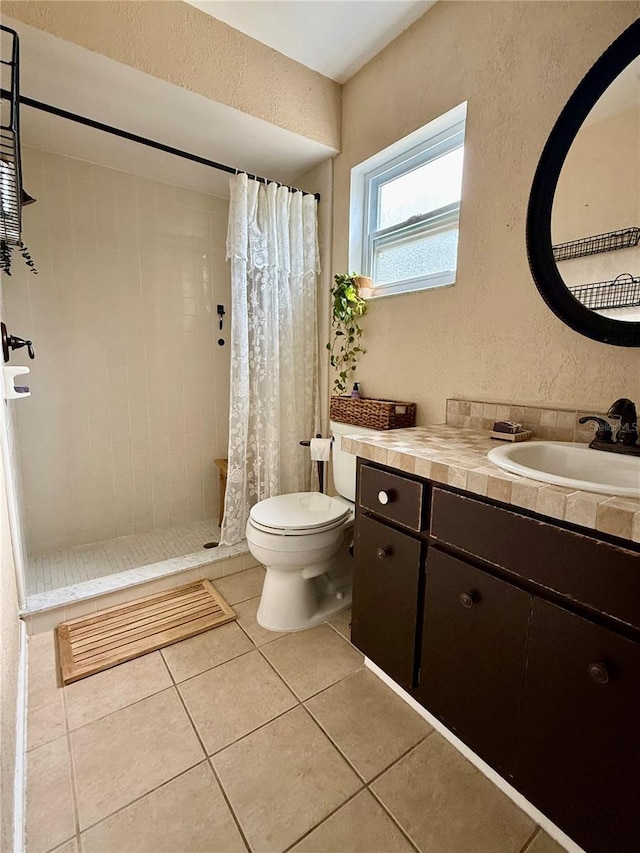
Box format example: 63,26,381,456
3,17,337,198
186,0,435,83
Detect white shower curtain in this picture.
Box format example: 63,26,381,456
220,174,320,545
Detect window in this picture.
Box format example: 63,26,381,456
350,103,467,299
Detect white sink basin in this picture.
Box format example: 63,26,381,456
488,441,640,498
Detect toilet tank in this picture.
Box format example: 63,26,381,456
330,420,382,502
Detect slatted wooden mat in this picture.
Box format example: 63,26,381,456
56,580,236,684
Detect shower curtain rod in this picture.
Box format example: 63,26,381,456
0,89,321,201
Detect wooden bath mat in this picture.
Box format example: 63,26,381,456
56,580,236,684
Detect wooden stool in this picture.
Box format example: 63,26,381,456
215,458,228,526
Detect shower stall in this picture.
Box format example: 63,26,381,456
0,22,333,623
3,140,237,603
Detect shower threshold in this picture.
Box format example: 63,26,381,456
23,519,251,618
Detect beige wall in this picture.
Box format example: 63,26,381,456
0,452,21,853
334,1,640,423
3,0,341,151
0,411,22,853
4,147,230,556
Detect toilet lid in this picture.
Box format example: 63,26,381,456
249,492,351,534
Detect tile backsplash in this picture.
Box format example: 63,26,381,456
446,398,603,444
3,147,230,555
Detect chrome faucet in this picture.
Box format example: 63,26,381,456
578,398,640,456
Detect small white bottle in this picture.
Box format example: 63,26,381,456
351,382,361,399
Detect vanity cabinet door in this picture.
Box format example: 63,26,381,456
352,514,422,690
515,599,640,853
417,549,532,776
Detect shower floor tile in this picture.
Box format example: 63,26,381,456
26,519,222,595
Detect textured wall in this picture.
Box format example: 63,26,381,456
0,420,21,853
334,1,640,423
3,0,341,150
4,147,230,555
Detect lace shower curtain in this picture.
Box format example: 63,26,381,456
220,174,320,545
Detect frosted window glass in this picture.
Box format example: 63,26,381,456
377,147,464,230
373,227,459,285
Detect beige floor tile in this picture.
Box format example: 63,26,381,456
27,632,67,750
328,607,352,641
179,649,296,754
214,707,361,853
212,566,265,605
65,652,172,730
233,596,289,646
261,623,364,700
306,669,431,780
28,632,60,689
371,735,535,853
161,621,253,682
290,789,414,853
70,688,203,830
526,830,567,853
50,840,78,853
28,688,66,752
26,736,76,853
81,762,246,853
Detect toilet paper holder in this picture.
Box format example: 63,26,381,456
299,434,334,494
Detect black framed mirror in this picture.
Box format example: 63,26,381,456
527,18,640,347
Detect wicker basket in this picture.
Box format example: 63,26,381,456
330,396,416,430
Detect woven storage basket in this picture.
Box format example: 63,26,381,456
330,396,416,430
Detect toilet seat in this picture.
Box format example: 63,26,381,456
249,492,351,536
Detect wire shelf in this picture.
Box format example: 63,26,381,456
569,273,640,311
1,26,22,246
553,227,640,262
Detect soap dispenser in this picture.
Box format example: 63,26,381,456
351,382,361,399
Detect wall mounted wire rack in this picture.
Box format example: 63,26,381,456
553,227,640,262
0,26,22,246
569,273,640,311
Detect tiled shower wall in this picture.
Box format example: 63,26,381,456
3,147,231,555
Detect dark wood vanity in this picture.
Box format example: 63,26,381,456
352,459,640,853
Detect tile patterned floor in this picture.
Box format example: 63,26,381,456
25,567,566,853
26,519,222,594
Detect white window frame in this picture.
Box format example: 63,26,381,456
350,102,467,299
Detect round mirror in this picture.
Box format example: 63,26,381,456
527,19,640,347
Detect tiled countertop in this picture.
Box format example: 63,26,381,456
342,424,640,546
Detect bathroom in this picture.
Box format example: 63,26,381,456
1,2,639,853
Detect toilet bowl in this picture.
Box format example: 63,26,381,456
246,420,380,632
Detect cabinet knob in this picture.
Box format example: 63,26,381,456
588,663,609,684
459,592,475,609
377,490,391,505
376,546,390,560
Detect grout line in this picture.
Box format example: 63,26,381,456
207,702,302,758
366,784,423,853
162,641,257,688
205,758,252,853
295,661,366,704
520,826,542,853
75,760,210,838
365,730,436,788
297,701,367,781
160,649,252,853
280,786,367,853
60,669,83,853
63,667,175,735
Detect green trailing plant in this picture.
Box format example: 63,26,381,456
0,240,38,277
327,272,368,395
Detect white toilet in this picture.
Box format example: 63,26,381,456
246,420,380,632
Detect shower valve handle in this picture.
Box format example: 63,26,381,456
9,335,35,360
1,322,35,362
